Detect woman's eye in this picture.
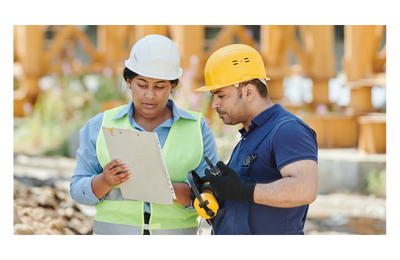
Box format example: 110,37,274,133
155,86,165,89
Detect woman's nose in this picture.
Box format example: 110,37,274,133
145,88,156,99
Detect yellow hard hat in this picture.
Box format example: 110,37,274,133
195,44,269,92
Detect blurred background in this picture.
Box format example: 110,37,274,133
13,25,386,235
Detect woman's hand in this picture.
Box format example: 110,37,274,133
92,159,131,199
102,159,131,187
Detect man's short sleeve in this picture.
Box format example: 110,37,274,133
271,119,318,171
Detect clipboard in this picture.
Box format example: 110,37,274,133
102,127,176,205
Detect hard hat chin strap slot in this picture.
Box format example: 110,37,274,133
234,78,268,88
259,78,268,87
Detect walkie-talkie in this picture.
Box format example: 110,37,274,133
204,156,222,176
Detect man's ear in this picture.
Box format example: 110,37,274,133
127,79,132,88
244,82,256,101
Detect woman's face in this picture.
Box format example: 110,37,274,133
127,75,175,120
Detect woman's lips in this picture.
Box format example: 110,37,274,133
143,103,156,108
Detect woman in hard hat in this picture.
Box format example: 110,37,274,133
70,34,219,235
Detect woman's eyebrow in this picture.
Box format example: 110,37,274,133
137,78,167,84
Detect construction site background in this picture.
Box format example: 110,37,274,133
13,25,388,236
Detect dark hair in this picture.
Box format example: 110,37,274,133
123,67,179,87
237,79,268,98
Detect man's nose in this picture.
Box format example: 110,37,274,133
211,98,219,110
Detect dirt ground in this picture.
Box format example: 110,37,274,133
13,154,94,235
13,153,386,235
13,179,94,235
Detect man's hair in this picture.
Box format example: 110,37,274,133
237,79,268,98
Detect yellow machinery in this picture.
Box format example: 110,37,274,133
13,25,386,153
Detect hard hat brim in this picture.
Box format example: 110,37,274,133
125,62,183,80
195,77,270,92
194,85,225,92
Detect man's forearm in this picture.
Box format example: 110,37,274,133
253,176,317,208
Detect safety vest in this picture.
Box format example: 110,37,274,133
93,105,203,235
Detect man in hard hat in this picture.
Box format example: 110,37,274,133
195,44,318,235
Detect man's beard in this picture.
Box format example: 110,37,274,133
216,96,248,126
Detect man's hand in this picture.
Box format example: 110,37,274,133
204,161,255,202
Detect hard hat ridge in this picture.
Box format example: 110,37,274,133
196,44,269,92
125,34,183,80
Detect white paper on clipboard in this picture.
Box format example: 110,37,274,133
102,127,176,205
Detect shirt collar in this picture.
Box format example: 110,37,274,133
112,99,196,122
239,104,284,135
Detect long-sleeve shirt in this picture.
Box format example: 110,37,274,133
70,99,219,213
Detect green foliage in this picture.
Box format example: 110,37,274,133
366,169,386,198
14,74,127,157
94,76,127,103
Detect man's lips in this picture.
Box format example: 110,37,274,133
217,109,225,118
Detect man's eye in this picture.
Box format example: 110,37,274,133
218,95,224,98
155,86,165,89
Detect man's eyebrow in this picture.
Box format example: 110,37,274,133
210,90,221,96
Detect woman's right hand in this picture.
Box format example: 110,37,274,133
91,158,131,200
102,159,131,187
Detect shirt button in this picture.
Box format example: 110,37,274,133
243,137,247,140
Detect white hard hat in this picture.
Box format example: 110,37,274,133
125,34,183,80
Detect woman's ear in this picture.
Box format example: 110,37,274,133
171,83,177,92
127,79,132,89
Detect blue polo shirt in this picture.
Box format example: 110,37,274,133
228,104,318,234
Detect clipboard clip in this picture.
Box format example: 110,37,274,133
107,127,114,136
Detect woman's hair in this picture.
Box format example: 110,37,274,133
123,67,179,87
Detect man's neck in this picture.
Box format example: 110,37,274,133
242,98,274,131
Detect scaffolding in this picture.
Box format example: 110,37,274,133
13,25,386,153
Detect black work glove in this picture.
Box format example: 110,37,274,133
189,175,209,201
204,161,255,202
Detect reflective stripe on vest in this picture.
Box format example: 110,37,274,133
94,105,203,235
93,220,197,238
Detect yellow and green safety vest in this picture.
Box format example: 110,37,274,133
93,105,203,235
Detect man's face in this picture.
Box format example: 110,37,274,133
210,85,249,126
